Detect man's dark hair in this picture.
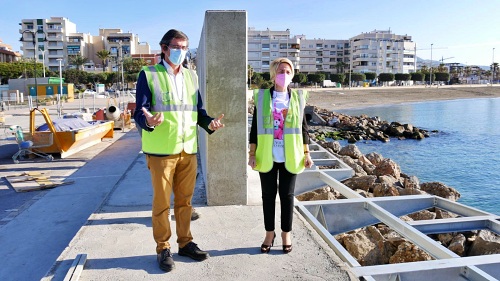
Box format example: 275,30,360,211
159,29,189,60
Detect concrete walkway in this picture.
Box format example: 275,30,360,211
0,98,354,281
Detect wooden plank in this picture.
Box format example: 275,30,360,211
63,254,87,281
4,173,74,192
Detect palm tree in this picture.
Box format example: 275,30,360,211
247,65,254,87
464,66,472,81
334,62,346,74
69,53,89,71
96,50,111,72
437,63,448,73
491,62,499,82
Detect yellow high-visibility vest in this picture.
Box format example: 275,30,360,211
141,64,198,155
253,88,307,174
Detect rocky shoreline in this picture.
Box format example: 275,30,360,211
307,106,434,143
298,107,500,265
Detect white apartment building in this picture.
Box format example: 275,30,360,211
19,17,151,72
350,30,416,74
248,28,416,75
20,17,76,72
299,39,350,73
248,28,300,73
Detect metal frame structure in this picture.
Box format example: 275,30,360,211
296,142,500,280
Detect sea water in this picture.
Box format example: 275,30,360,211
336,97,500,215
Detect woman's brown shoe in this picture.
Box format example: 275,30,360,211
260,232,276,253
282,244,292,254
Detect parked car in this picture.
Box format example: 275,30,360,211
83,89,96,96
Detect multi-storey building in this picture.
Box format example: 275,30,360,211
350,30,416,74
299,39,350,73
19,17,76,72
0,39,21,62
248,28,416,75
19,17,151,72
248,28,300,73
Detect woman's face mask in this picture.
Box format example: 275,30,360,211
168,48,188,66
275,73,293,88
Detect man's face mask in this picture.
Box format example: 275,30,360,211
168,48,187,66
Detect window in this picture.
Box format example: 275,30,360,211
262,44,270,51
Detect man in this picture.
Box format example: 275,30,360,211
134,29,224,272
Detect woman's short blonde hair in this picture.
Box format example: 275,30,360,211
270,58,295,82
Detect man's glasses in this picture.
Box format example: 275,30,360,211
167,45,189,51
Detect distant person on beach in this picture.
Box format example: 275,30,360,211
134,29,224,272
248,57,313,254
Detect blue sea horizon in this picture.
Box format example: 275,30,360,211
336,97,500,215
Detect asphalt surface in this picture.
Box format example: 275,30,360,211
0,97,353,281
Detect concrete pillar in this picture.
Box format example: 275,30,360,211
197,10,248,205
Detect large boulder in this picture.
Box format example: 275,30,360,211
468,230,500,256
374,158,401,179
339,144,363,159
389,242,433,264
420,182,461,201
342,175,377,192
338,226,396,266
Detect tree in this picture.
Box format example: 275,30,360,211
307,73,325,85
247,65,254,87
491,62,499,82
123,57,147,74
411,72,425,83
434,72,450,83
350,73,366,82
63,69,89,86
261,72,270,81
394,73,411,82
292,73,307,85
334,61,347,74
69,54,89,71
330,73,345,84
378,73,395,83
437,63,448,73
96,50,111,72
365,72,377,80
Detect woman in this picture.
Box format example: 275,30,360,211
248,58,313,254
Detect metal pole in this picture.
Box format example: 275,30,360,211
33,33,39,107
493,48,495,84
40,48,46,78
349,40,352,89
57,58,63,118
430,43,433,86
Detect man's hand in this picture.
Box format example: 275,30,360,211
141,107,164,127
209,114,225,131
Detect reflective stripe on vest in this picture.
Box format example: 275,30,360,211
141,65,198,155
253,88,306,174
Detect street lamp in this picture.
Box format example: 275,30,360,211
20,30,38,106
56,58,63,118
430,43,433,86
349,40,352,89
493,48,496,84
39,48,46,77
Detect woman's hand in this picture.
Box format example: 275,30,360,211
304,154,314,168
248,155,256,169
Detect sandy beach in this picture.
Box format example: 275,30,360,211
305,84,500,111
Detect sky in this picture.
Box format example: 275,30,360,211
1,0,499,67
